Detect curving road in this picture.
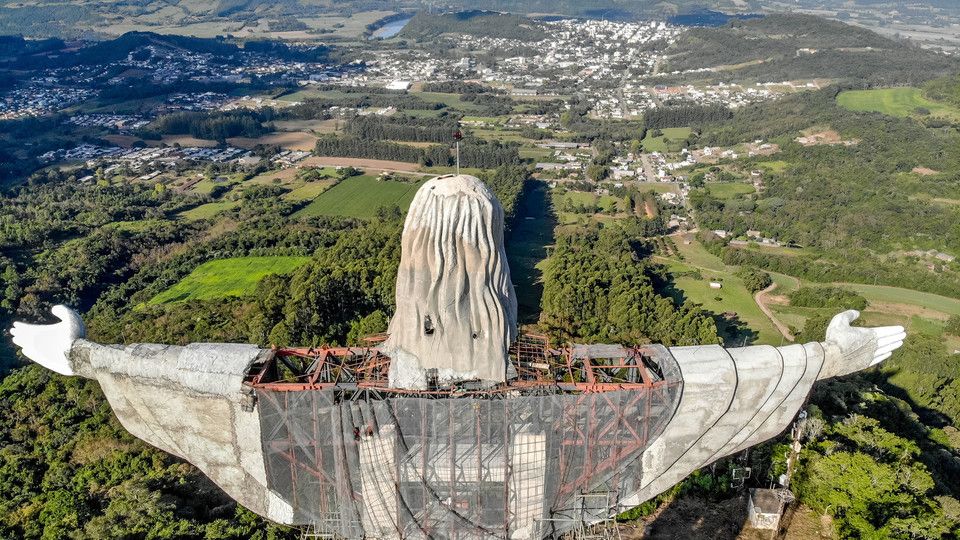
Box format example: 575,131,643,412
755,282,795,342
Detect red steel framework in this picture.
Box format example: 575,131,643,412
245,334,677,396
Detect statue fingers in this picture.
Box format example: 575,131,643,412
876,331,906,349
875,341,903,357
870,351,893,366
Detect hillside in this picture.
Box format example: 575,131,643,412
662,14,960,85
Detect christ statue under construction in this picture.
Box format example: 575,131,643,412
10,174,905,539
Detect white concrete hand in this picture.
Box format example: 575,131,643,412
825,310,905,371
9,305,85,376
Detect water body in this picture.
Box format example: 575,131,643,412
668,9,763,27
368,16,413,40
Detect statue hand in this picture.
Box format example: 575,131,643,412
9,305,86,376
823,310,905,376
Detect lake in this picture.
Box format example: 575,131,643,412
369,16,413,40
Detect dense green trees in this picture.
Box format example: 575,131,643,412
145,110,270,141
734,267,771,293
539,224,718,345
788,286,868,311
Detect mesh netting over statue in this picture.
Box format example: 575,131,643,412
249,338,682,539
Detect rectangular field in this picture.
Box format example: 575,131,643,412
642,127,692,153
149,256,311,304
293,175,424,219
837,88,960,120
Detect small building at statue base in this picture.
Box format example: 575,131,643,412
747,488,786,530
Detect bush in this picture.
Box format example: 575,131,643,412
788,286,868,311
736,267,772,293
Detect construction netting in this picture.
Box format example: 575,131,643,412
255,353,681,540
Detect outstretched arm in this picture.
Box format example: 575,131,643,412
622,310,906,508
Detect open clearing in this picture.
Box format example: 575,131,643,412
294,175,424,219
228,131,317,151
837,87,960,120
705,182,755,200
302,156,422,172
149,256,310,304
642,127,692,153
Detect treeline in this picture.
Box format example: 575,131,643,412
421,81,503,94
143,110,270,141
722,247,960,299
313,136,520,168
346,115,461,143
281,95,443,120
539,225,719,345
643,104,731,129
314,136,448,165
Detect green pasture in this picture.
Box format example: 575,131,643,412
706,182,755,200
149,256,311,304
642,127,692,153
837,88,960,120
293,175,423,219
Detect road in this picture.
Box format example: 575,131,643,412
755,282,795,342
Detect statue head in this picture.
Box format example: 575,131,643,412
383,174,518,389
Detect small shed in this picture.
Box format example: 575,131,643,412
709,281,723,289
747,488,786,530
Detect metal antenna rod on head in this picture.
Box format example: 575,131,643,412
454,129,463,175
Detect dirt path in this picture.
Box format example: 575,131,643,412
755,282,795,342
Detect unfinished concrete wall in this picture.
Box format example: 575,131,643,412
383,174,518,389
69,339,294,524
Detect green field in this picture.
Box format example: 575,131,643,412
706,182,755,200
837,88,960,120
664,242,782,344
149,256,311,304
293,175,424,219
642,127,692,153
282,180,336,202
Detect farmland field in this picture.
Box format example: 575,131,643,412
837,88,960,120
706,182,755,200
293,175,424,219
149,256,311,304
642,127,692,153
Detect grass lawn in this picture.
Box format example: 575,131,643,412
293,175,423,219
673,273,782,345
757,160,789,174
149,256,310,304
283,180,336,202
706,182,755,200
642,127,692,153
178,201,237,221
837,88,960,120
633,182,681,194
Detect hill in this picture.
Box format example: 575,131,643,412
662,14,960,85
399,10,546,41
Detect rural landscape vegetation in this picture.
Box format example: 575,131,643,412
1,0,960,538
